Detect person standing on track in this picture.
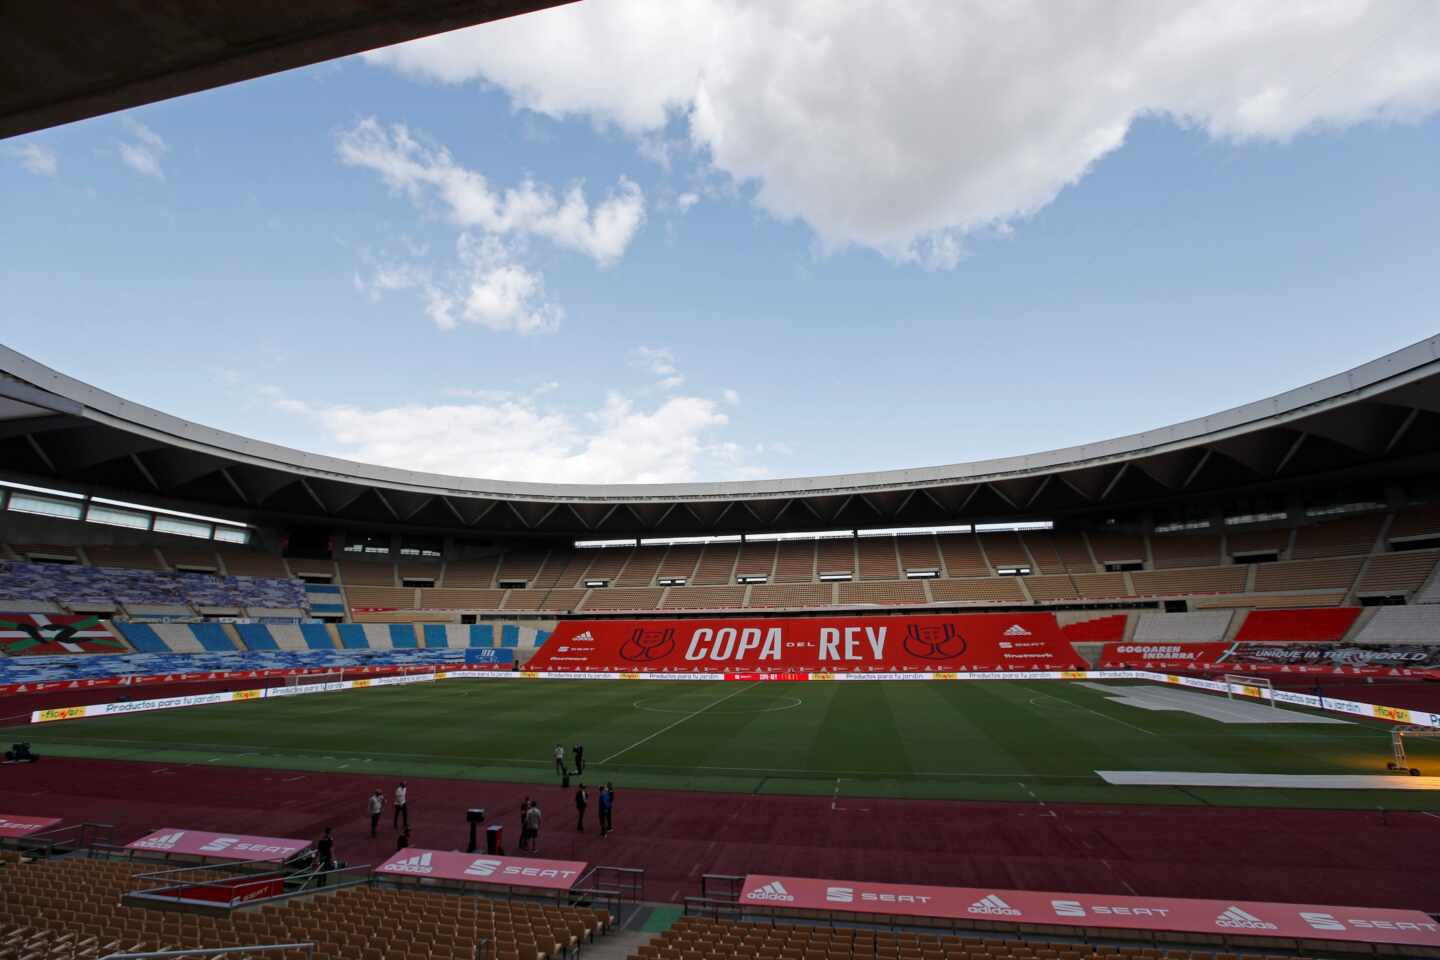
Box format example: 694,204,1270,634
368,790,384,838
518,797,532,851
524,799,542,852
575,783,589,832
393,781,409,830
598,783,614,837
315,826,335,886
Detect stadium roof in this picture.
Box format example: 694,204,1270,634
2,339,1439,538
0,0,573,140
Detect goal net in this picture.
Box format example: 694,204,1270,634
286,670,345,687
1222,673,1276,710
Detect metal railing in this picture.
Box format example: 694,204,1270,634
571,865,645,927
700,873,743,902
683,896,745,921
7,821,116,858
101,943,316,959
127,860,372,909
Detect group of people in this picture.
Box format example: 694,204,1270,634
367,781,411,849
327,754,617,866
519,781,616,851
555,742,585,776
573,782,616,836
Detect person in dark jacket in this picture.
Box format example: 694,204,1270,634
575,783,589,832
599,784,614,837
315,826,335,886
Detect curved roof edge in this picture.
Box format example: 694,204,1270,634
2,337,1438,503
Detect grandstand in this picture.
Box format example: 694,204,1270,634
5,342,1440,956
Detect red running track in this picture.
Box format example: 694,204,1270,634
0,757,1435,913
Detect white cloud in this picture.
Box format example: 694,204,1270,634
118,118,169,179
7,142,57,177
262,384,746,484
336,117,646,265
632,345,685,390
357,234,562,334
365,1,1440,264
722,388,740,405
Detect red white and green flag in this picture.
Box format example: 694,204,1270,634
0,614,127,655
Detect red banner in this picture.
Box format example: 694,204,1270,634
0,814,62,838
177,875,285,904
529,614,1084,673
1097,642,1230,668
740,875,1440,947
0,662,443,697
126,829,310,861
376,848,586,890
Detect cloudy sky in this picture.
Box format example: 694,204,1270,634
3,0,1439,484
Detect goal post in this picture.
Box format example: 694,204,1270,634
1222,673,1275,710
1389,725,1440,776
286,670,345,687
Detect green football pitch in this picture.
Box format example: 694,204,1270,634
6,679,1438,809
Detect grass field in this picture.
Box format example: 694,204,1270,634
6,678,1439,809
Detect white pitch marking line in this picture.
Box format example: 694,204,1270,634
600,681,762,764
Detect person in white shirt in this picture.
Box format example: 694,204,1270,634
393,781,409,830
524,801,542,852
368,790,383,838
553,744,565,776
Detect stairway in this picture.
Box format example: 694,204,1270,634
584,930,652,960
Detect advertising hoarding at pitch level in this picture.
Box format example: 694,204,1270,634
125,829,311,861
739,875,1440,947
529,613,1085,673
376,848,586,890
0,814,62,838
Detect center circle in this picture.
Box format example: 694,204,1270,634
632,696,805,715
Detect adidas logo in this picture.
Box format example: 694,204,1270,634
572,631,594,644
135,831,184,850
199,837,238,853
387,852,434,875
968,895,1022,916
464,858,501,877
1215,907,1277,930
746,881,795,902
1003,625,1032,637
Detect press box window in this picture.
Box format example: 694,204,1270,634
86,504,150,530
8,493,83,521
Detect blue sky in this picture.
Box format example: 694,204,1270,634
2,2,1439,484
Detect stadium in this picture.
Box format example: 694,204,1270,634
3,4,1440,960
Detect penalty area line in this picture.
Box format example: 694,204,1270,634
600,681,762,765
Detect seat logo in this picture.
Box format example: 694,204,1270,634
464,858,501,877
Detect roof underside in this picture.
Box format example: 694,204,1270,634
2,340,1439,538
0,0,574,140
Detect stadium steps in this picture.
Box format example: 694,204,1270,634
1220,609,1248,643
1343,605,1380,644
583,929,654,960
1345,553,1374,606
